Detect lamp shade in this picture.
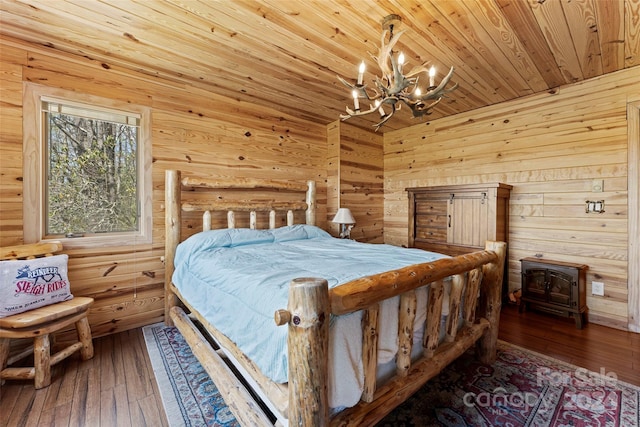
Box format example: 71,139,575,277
332,208,355,224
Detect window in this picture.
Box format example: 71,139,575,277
24,83,152,248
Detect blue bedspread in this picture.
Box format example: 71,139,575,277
172,225,448,386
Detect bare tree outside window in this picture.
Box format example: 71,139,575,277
44,102,139,236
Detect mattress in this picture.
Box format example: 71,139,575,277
172,224,450,409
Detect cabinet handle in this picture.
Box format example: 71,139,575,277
448,215,451,227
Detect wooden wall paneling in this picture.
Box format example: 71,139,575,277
384,67,640,330
0,44,25,247
86,287,166,337
151,83,330,141
326,121,341,237
628,101,640,333
0,35,330,337
336,122,384,243
22,52,154,107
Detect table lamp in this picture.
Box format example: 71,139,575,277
332,208,355,239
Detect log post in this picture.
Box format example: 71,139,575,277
269,210,276,229
286,277,329,426
164,169,181,327
423,280,445,359
476,241,507,364
76,317,94,360
33,334,51,389
306,180,316,225
227,211,235,228
445,273,465,342
361,304,379,402
396,291,416,377
203,210,211,231
463,268,483,326
0,338,9,371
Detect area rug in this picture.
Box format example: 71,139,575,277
143,323,639,426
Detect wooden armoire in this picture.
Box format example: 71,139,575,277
407,183,512,295
407,183,512,255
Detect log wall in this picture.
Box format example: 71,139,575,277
384,67,640,330
0,35,328,338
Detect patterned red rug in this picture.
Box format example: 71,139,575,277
143,323,639,426
378,341,638,426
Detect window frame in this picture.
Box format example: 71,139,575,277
23,83,152,249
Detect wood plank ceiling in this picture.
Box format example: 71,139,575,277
1,0,639,132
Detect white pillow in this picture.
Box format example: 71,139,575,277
0,254,74,318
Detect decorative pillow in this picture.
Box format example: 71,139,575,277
0,254,73,318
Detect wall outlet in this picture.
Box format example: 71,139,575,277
592,281,605,296
592,179,604,192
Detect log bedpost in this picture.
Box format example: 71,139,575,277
164,169,181,326
286,277,329,426
476,241,507,364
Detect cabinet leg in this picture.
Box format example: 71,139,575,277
518,301,526,313
574,313,584,329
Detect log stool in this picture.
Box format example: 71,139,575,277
0,242,94,389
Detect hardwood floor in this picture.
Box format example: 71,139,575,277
0,329,168,427
499,304,640,385
1,305,638,426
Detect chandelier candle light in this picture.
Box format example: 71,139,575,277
338,14,458,131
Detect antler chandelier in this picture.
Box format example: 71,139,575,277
338,14,458,131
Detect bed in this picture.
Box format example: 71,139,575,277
163,169,506,426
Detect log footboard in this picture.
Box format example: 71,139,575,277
275,240,506,426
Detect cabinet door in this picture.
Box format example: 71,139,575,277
447,192,488,247
415,198,448,242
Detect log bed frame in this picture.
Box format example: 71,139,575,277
164,169,507,426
